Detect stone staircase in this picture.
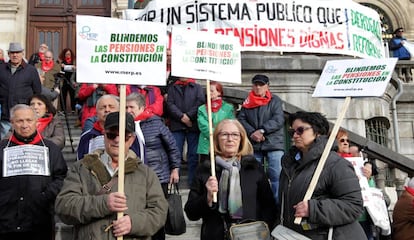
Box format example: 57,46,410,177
55,113,201,240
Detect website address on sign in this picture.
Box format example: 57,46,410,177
333,87,363,91
105,70,142,76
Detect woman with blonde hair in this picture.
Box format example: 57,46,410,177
185,119,277,240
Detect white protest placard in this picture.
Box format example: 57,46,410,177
3,145,50,177
128,0,385,59
171,27,241,83
345,157,370,205
312,58,398,97
76,15,167,85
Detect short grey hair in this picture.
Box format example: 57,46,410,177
10,104,37,120
96,94,120,108
126,92,146,108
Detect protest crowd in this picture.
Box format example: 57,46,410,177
0,2,413,239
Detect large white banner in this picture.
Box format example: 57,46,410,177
76,15,167,85
124,0,385,59
171,27,241,83
312,58,398,97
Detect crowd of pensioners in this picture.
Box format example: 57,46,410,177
0,41,413,240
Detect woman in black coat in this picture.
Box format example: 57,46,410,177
184,119,277,240
279,111,366,240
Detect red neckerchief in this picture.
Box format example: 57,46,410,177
37,114,53,134
339,152,353,158
93,121,104,133
10,133,42,145
39,52,45,62
207,98,222,113
41,59,54,72
242,90,272,109
174,78,196,86
65,56,72,64
135,111,154,121
405,186,414,197
0,58,4,62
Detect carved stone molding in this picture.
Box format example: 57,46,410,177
0,1,19,14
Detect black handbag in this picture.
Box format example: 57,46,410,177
165,183,186,235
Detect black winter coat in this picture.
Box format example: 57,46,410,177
140,116,181,184
279,136,366,240
0,137,67,234
165,82,205,132
238,94,285,151
184,155,277,240
0,62,42,121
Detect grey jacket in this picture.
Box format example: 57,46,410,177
55,150,168,240
42,116,65,149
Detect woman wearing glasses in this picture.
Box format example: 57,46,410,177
278,111,365,239
335,128,353,158
184,119,277,240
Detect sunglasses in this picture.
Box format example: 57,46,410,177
105,132,133,141
288,126,312,137
340,138,349,143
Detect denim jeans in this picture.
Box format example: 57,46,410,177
254,150,284,204
172,130,199,186
0,120,11,139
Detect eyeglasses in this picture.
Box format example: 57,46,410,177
339,138,349,143
288,126,312,137
105,132,133,141
218,132,241,140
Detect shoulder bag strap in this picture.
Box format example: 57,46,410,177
96,176,118,195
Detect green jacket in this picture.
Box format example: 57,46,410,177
196,101,234,155
55,150,168,240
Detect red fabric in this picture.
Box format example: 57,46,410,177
37,114,53,134
41,59,54,72
339,152,353,158
135,111,154,121
405,186,414,197
10,133,42,145
38,52,45,62
174,78,196,86
206,98,222,113
78,83,118,128
242,90,272,109
65,56,72,64
93,121,104,133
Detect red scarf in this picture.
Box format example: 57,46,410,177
39,52,45,62
10,133,42,145
93,121,104,133
339,152,353,158
242,90,272,109
207,98,222,113
41,59,54,72
405,186,414,197
37,114,53,134
174,78,196,86
135,111,154,121
65,56,72,64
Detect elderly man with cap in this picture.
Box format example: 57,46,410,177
238,74,285,204
0,42,42,139
392,177,414,240
0,104,67,240
55,111,168,240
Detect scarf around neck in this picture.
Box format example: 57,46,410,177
174,78,195,86
41,59,54,72
10,131,42,145
37,114,53,134
216,156,243,219
64,56,72,64
242,90,272,109
93,121,104,133
206,98,222,113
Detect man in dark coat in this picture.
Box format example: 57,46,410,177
238,74,285,203
0,42,41,138
0,104,67,239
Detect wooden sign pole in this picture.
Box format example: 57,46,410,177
294,96,351,225
206,80,217,203
117,84,127,240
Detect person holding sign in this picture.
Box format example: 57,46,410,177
0,104,67,240
238,74,285,203
55,112,168,240
278,111,365,239
184,119,277,240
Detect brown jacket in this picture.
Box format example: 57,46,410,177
42,116,65,149
392,188,414,240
